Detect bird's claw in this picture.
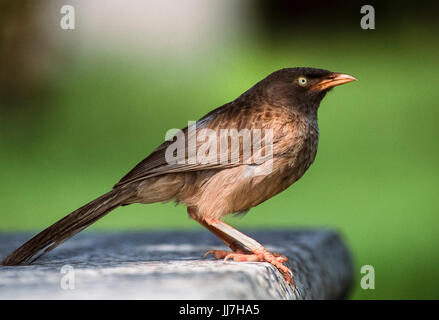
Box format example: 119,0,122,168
202,249,295,287
203,250,214,258
203,249,230,259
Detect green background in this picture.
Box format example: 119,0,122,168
1,1,438,299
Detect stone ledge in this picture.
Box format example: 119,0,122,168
0,230,353,299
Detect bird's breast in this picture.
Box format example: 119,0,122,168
283,120,319,183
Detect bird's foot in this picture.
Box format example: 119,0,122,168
203,248,294,286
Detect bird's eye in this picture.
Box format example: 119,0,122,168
298,76,308,86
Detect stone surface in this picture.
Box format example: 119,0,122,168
0,230,353,299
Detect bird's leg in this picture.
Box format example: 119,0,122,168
197,217,288,263
194,216,252,255
199,217,294,286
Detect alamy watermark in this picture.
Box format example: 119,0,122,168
164,121,274,176
60,4,375,31
60,264,75,290
60,5,75,30
360,265,375,290
361,5,375,30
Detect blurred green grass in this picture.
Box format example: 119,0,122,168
1,34,438,299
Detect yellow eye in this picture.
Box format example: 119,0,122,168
298,76,308,86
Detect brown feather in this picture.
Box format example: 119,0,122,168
1,187,135,266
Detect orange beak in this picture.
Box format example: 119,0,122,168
311,73,357,91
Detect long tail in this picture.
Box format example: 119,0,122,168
1,187,134,266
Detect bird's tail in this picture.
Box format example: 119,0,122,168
1,187,134,266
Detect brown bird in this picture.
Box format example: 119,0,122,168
1,67,355,285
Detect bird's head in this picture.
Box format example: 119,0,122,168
259,67,356,114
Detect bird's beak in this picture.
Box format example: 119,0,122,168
311,73,357,91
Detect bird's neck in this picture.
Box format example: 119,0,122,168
289,104,319,133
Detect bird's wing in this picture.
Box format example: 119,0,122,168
114,102,291,188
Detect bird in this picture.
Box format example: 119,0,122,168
1,67,356,286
